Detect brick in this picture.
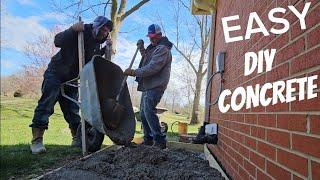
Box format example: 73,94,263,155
245,136,257,150
277,114,307,132
266,161,291,180
292,134,320,158
277,149,308,176
291,46,320,74
291,20,306,40
307,0,319,8
239,123,251,134
266,62,289,82
244,159,256,177
291,94,320,111
293,175,304,180
257,141,276,160
250,151,265,169
275,37,305,65
285,0,304,26
230,158,238,173
234,151,244,166
310,115,320,135
258,114,276,127
267,31,289,50
266,101,289,112
289,0,300,5
257,169,272,180
238,165,250,180
244,114,257,124
308,70,320,91
266,129,290,148
234,132,245,144
312,161,320,180
251,104,266,113
251,126,266,140
232,140,240,151
290,1,319,40
306,3,320,29
239,144,250,159
307,25,320,49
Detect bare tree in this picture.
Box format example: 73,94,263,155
52,0,150,58
9,28,61,97
24,27,61,76
171,1,211,124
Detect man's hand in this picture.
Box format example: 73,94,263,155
71,21,84,32
124,69,136,76
137,39,144,48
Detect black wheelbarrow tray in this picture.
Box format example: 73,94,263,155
61,55,136,152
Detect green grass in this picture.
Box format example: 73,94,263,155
0,96,200,179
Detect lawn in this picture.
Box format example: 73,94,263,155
0,96,200,179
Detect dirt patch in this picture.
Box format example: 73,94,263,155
41,145,225,180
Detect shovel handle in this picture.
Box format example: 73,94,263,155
116,46,139,101
77,16,88,156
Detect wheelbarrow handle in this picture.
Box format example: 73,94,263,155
116,46,139,101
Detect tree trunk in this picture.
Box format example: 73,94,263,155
190,49,206,124
171,93,175,113
190,72,203,124
110,21,121,58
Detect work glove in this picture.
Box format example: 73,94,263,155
137,39,144,49
71,21,84,32
124,69,136,76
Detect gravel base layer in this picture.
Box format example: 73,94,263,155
41,145,225,180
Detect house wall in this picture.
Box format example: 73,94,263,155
208,0,320,179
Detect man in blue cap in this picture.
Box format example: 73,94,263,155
124,24,173,149
29,16,113,154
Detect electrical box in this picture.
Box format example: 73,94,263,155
205,123,218,135
215,52,225,73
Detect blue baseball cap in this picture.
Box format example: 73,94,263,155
147,24,162,38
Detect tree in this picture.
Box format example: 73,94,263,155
24,27,61,77
171,1,211,124
53,0,150,59
9,28,61,97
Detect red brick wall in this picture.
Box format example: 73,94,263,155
208,0,320,179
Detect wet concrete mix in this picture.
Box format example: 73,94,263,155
41,145,225,180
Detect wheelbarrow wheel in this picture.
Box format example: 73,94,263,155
76,122,105,152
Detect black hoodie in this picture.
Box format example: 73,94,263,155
48,24,106,81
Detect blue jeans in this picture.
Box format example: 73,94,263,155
140,89,166,143
29,69,80,131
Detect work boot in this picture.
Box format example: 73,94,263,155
30,128,46,154
192,123,207,144
141,140,154,146
153,141,167,149
70,128,81,147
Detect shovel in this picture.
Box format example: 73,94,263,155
101,46,139,130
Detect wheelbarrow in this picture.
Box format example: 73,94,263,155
61,55,136,153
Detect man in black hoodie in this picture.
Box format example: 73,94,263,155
29,16,113,154
124,24,172,149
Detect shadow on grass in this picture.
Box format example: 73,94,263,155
1,105,64,119
166,131,180,142
1,144,82,179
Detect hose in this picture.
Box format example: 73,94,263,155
205,71,224,106
170,121,180,134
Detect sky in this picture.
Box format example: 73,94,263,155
1,0,209,105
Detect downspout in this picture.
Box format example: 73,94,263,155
204,10,217,123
